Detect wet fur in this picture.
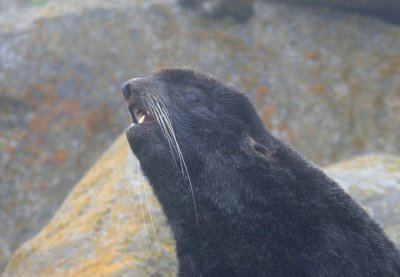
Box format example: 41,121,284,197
125,68,400,276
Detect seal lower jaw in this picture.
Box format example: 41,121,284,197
125,120,166,166
125,121,159,144
125,118,157,144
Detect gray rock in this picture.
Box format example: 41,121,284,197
1,0,400,271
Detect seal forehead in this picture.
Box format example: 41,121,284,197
154,67,220,87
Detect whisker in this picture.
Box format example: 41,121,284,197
157,100,199,227
144,94,199,227
144,183,160,248
155,109,180,162
146,96,178,165
151,98,187,177
151,104,177,155
151,100,182,160
137,158,151,241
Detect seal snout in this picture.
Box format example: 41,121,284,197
121,78,156,126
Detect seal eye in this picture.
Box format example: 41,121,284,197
184,92,199,104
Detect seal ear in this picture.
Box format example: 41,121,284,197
245,136,273,160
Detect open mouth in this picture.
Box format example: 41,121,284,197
128,104,156,124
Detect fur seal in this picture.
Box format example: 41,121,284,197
121,68,400,276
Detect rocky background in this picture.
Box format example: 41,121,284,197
1,0,400,273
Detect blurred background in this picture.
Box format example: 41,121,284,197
0,0,399,273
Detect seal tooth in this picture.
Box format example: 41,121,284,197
138,114,146,124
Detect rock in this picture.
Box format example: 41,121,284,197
1,0,400,270
2,135,177,277
3,134,399,276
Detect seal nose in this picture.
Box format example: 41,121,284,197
121,80,132,100
121,78,142,100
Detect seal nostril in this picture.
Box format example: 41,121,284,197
121,81,131,99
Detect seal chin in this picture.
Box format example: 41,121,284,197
125,120,163,163
125,121,158,145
